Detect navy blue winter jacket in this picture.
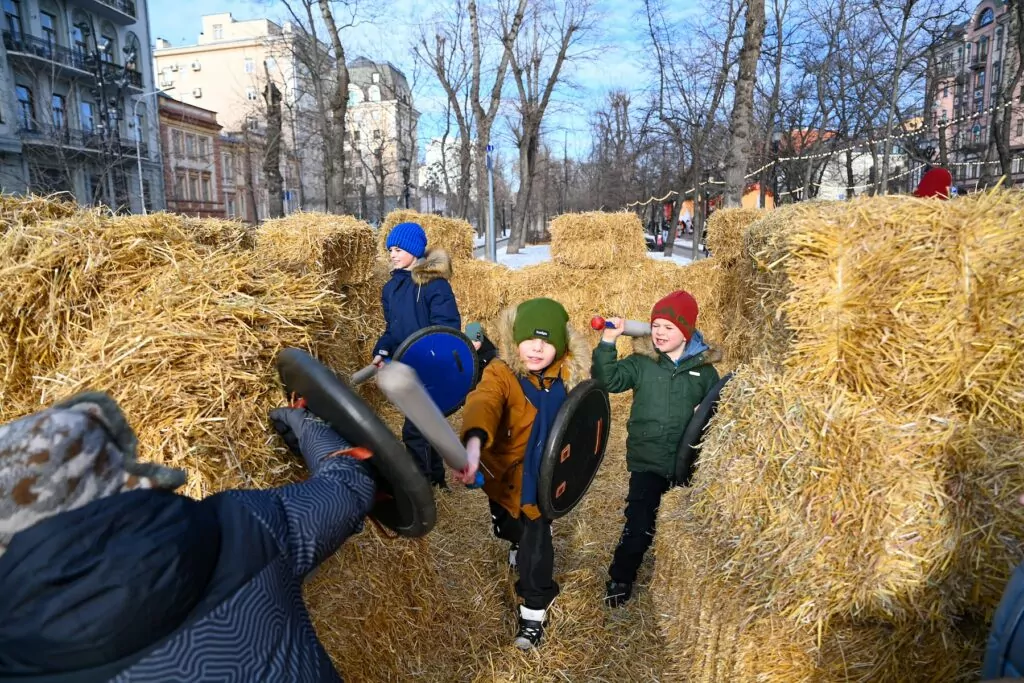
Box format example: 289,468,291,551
983,561,1024,679
0,421,374,682
374,249,461,357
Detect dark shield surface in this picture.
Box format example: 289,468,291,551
674,372,733,486
538,380,611,519
277,348,436,537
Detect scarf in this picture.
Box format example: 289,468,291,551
518,374,567,516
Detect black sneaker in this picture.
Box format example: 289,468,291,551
605,580,633,608
514,606,546,649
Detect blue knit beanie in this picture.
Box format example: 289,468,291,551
386,222,427,259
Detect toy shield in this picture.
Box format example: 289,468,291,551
276,348,436,538
538,380,611,519
674,373,733,486
392,326,479,417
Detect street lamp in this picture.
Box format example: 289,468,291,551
771,129,783,208
133,87,172,215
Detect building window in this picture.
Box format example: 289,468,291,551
3,0,22,38
994,62,1001,86
979,36,989,62
223,153,233,183
171,129,183,156
996,26,1003,52
246,87,257,101
15,85,33,130
246,116,258,130
1017,119,1024,138
244,58,254,73
943,84,948,98
201,174,211,201
368,85,381,102
197,136,208,161
189,173,200,201
40,11,56,47
71,23,86,54
51,94,65,129
174,171,186,198
978,7,994,27
977,70,986,89
371,72,380,84
185,134,196,159
79,101,94,131
212,23,223,39
100,34,115,63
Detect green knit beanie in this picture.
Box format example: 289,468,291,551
513,298,570,358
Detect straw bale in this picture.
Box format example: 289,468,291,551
27,252,354,498
0,212,235,419
0,193,78,233
380,209,475,261
179,215,254,249
655,522,981,682
547,211,647,269
450,257,511,326
944,421,1024,616
256,212,377,286
704,207,762,264
686,364,958,627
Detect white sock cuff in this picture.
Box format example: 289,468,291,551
520,606,545,621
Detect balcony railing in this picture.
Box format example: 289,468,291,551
17,125,148,157
3,30,142,88
97,0,136,17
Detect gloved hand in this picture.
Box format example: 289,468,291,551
269,407,313,461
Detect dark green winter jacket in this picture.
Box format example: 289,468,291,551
591,332,720,479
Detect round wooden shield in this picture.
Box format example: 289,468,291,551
674,373,733,486
538,380,611,519
276,348,436,538
392,326,479,417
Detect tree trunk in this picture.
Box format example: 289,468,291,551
723,0,766,206
880,3,913,194
263,78,285,219
845,148,856,199
938,121,949,168
318,0,349,213
509,125,539,252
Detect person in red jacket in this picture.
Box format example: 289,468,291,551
913,167,953,199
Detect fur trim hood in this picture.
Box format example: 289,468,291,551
410,249,453,285
491,305,590,389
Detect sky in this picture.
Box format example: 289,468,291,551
146,0,684,162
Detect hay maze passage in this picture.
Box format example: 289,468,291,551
1,195,1022,681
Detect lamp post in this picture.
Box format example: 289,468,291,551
134,87,172,215
771,129,782,208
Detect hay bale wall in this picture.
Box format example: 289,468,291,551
655,190,1024,682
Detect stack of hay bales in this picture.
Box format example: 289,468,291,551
704,208,763,364
655,190,1024,681
0,205,366,499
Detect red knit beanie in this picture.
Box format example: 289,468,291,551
913,168,952,199
651,290,699,341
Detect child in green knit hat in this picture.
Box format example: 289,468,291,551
456,298,589,650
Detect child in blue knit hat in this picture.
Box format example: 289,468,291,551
372,221,462,487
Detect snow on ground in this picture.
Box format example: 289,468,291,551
479,242,695,269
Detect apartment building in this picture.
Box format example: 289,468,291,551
929,0,1024,186
346,57,419,223
153,13,316,213
0,0,162,210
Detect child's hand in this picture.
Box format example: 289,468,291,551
371,355,384,368
602,317,626,343
455,437,482,485
472,340,482,351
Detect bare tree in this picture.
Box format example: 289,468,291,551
724,0,767,206
263,75,285,218
505,0,591,253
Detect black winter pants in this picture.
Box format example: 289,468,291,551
608,471,672,584
402,418,446,486
490,500,560,610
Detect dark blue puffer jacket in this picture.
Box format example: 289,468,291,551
374,249,461,358
983,561,1024,680
0,421,374,683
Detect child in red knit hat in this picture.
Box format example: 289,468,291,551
591,290,720,607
